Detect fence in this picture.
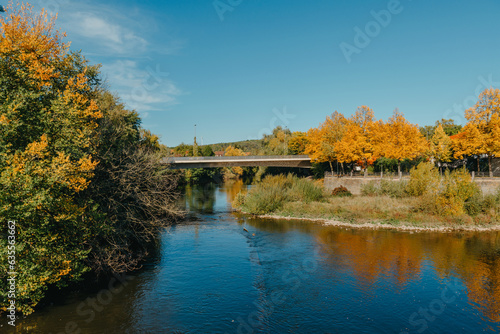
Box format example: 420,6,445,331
324,171,410,179
325,171,499,179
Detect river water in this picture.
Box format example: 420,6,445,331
7,181,500,333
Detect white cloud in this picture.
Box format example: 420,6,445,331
69,12,148,55
101,60,182,116
31,1,185,114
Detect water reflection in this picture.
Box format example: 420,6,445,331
220,179,247,205
244,216,500,324
183,183,217,213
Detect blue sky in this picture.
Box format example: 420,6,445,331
35,0,500,146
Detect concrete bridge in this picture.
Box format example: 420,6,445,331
162,155,312,169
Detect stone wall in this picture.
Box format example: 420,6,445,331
324,176,500,195
472,178,500,194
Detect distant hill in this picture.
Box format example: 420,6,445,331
210,139,264,155
166,139,265,157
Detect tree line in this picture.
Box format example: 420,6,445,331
300,89,500,177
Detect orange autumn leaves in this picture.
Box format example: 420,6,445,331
453,88,500,176
1,3,101,194
305,89,500,175
0,3,67,88
305,106,427,172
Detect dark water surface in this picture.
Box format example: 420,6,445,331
7,181,500,333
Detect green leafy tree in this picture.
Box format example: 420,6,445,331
173,143,194,156
200,145,215,156
436,118,462,136
0,4,102,314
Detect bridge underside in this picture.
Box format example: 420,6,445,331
162,155,312,169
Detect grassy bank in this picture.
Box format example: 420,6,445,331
233,168,500,230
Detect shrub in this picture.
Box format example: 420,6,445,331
235,174,324,214
332,186,352,197
406,162,440,197
361,181,378,196
420,168,480,216
232,192,246,208
464,191,484,216
464,192,498,216
360,179,407,198
379,179,408,198
291,178,325,202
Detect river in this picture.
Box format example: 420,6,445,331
7,181,500,333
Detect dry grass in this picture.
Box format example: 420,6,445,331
234,167,500,229
274,195,500,228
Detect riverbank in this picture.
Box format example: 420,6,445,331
233,172,500,232
254,213,500,232
238,194,500,232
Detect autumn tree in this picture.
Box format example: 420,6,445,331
305,111,347,173
336,106,375,171
0,4,181,314
287,131,308,155
263,126,291,155
0,4,102,314
223,145,246,178
429,124,452,173
454,88,500,177
371,110,428,175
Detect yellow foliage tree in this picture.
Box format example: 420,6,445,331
452,123,485,172
429,124,452,173
454,88,500,177
287,131,308,155
371,110,428,174
305,111,347,172
224,145,246,178
336,106,375,170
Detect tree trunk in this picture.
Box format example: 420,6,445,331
341,162,345,175
477,157,480,173
398,161,401,178
328,161,333,174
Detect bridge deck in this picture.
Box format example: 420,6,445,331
162,155,312,169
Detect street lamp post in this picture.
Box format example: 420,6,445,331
193,124,198,157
